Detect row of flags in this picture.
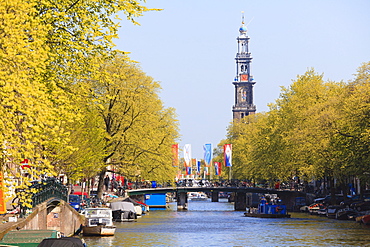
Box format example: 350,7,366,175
171,143,232,176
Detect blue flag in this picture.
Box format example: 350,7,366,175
203,143,212,167
214,162,219,176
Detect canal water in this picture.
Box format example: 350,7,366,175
84,198,370,246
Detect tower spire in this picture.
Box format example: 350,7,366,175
239,11,247,35
232,11,256,120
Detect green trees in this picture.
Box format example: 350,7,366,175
86,54,179,196
1,0,57,181
336,62,370,191
224,65,370,194
0,0,179,202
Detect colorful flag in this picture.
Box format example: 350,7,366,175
214,162,221,176
172,144,179,167
204,167,209,176
197,160,201,174
184,144,191,167
203,143,212,167
186,166,192,175
224,144,232,167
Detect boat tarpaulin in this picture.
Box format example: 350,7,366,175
38,237,85,247
110,201,135,212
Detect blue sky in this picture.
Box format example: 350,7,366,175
116,0,370,159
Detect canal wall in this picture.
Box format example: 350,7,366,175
0,198,84,240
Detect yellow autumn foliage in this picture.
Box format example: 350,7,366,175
1,0,165,207
224,65,370,189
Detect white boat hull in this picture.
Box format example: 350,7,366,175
82,225,116,236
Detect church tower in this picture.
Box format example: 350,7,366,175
232,14,256,120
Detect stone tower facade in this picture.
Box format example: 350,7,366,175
232,17,256,120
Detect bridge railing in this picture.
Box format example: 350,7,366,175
13,178,68,218
30,178,68,207
125,179,254,190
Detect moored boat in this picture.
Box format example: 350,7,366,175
82,224,116,236
122,197,149,216
188,192,208,201
354,210,370,224
361,214,370,225
317,207,327,216
0,229,61,247
38,237,86,247
308,203,325,215
244,211,291,218
336,207,358,220
110,201,137,222
326,205,342,218
82,208,116,236
244,195,291,218
136,200,150,214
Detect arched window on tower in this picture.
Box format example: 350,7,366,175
239,88,247,102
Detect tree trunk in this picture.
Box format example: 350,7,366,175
97,168,107,199
329,177,336,205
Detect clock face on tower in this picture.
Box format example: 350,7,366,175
240,74,248,81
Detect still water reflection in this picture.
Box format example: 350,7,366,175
84,199,370,247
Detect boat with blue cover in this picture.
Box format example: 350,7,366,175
244,195,291,218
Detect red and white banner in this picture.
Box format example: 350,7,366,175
214,162,221,176
184,144,191,167
223,144,232,167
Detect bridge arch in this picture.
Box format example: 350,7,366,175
46,198,63,215
0,198,84,240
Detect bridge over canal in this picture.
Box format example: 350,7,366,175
0,178,83,239
127,186,306,211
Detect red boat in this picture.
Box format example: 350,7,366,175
361,214,370,225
